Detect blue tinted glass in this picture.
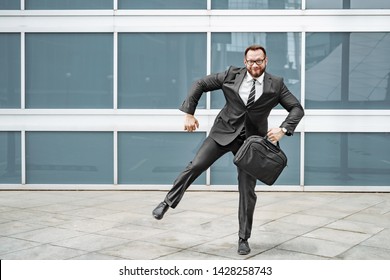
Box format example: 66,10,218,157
211,133,300,185
0,132,21,184
118,132,207,184
26,0,112,9
212,0,301,9
211,32,301,109
0,33,20,108
119,0,206,9
306,33,390,109
118,33,207,109
305,133,390,186
25,33,113,109
306,0,390,9
26,132,113,184
0,0,20,9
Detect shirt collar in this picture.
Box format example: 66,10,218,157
246,72,264,84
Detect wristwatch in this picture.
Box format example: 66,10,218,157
281,127,287,134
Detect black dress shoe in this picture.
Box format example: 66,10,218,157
152,201,169,220
238,238,251,255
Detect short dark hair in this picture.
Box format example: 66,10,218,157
244,45,267,57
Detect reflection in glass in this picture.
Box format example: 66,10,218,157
0,34,20,108
119,0,206,9
25,33,113,108
306,33,390,109
26,0,112,9
306,0,390,9
211,32,301,108
0,132,21,184
305,133,390,186
211,133,300,185
26,132,113,184
0,1,20,9
212,0,301,9
118,33,207,109
118,132,206,184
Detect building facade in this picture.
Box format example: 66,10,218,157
1,0,389,191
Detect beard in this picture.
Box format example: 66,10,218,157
247,66,265,78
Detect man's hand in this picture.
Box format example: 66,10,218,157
267,127,285,144
184,114,199,132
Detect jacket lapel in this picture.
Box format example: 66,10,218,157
233,68,247,106
252,72,272,106
262,72,272,94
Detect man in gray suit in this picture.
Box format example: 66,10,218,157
152,45,304,255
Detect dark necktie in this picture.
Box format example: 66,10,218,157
246,79,256,107
239,79,256,138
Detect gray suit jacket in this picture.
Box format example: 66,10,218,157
180,66,304,146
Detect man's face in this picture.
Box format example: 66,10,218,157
244,49,267,78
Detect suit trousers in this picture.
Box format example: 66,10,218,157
164,136,257,240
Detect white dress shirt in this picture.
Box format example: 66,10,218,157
238,72,264,105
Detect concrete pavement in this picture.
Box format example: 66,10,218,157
0,190,390,260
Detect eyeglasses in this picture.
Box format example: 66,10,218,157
246,59,265,66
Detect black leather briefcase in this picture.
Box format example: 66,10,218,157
233,135,287,185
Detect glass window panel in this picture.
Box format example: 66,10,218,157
212,0,301,9
26,132,113,184
119,0,206,9
305,133,390,186
306,0,390,9
211,133,300,185
211,32,301,109
0,0,20,9
118,132,206,184
0,132,21,184
306,33,390,109
118,33,207,109
0,33,20,108
26,0,112,9
25,33,113,109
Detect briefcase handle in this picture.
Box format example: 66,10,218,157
264,136,280,148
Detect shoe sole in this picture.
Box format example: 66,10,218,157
237,250,250,255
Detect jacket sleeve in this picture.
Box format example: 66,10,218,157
179,70,228,115
278,79,305,136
